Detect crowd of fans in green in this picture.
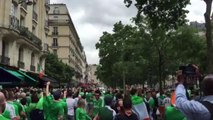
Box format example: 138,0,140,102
0,79,209,120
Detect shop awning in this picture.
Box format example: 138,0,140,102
18,70,38,85
0,67,23,85
0,67,37,86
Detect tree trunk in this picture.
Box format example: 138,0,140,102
159,51,163,92
204,0,213,73
123,70,126,94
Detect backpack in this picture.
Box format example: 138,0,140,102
200,101,213,120
30,109,44,120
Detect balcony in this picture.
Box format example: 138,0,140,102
45,0,50,5
52,32,58,35
18,26,42,49
18,61,25,69
0,56,10,65
44,20,49,31
43,43,49,52
9,15,19,31
45,20,48,28
52,43,58,48
30,65,36,72
45,0,50,11
33,11,38,22
12,0,19,5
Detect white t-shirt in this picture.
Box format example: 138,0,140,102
66,98,77,116
163,97,171,108
6,103,16,119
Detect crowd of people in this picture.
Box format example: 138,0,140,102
0,71,212,120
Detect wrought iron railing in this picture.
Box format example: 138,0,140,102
52,32,58,35
9,15,19,31
18,26,42,49
43,43,49,52
45,0,50,5
45,20,49,28
52,43,58,47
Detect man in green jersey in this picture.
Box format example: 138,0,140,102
0,92,16,120
92,90,103,118
45,82,65,120
86,89,93,115
6,90,21,120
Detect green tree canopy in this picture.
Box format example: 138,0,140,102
45,53,74,84
96,21,206,88
124,0,190,30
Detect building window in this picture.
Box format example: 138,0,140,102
53,7,60,14
2,41,9,57
53,27,58,33
33,2,37,12
20,16,25,26
31,53,35,66
32,26,36,35
53,50,57,55
53,38,58,46
11,3,17,16
18,47,24,62
54,16,58,18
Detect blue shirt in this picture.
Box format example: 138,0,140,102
176,84,213,120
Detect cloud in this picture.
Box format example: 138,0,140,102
51,0,206,64
51,0,137,64
186,1,206,22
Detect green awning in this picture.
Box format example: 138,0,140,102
7,70,25,80
0,67,24,86
18,70,38,85
0,67,37,86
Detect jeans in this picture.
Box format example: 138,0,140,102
67,115,74,120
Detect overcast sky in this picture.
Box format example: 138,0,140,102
51,0,206,65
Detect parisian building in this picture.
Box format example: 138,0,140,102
48,4,87,82
0,0,50,73
87,64,99,84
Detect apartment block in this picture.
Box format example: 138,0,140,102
0,0,50,72
48,4,87,81
87,64,99,84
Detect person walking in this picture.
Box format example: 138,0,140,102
75,99,91,120
115,95,139,120
66,90,76,120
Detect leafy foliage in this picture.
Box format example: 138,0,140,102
45,54,74,83
124,0,190,30
96,21,206,87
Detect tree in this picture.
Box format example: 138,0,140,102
124,0,213,74
96,20,206,88
96,21,144,87
123,0,192,91
204,0,213,73
124,0,190,30
45,53,74,84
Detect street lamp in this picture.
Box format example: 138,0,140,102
19,0,33,5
